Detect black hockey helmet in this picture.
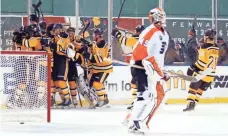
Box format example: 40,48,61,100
53,23,63,30
39,21,47,30
30,14,39,22
94,28,103,36
47,23,54,31
204,29,216,40
135,25,145,33
28,24,40,37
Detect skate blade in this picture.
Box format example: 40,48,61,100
96,104,110,108
128,130,145,135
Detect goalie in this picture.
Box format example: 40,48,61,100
127,8,169,134
183,29,219,112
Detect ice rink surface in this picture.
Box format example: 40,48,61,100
1,104,228,136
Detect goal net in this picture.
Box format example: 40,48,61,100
0,51,51,122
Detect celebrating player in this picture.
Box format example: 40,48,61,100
183,29,219,112
128,8,169,134
112,25,145,108
82,28,113,107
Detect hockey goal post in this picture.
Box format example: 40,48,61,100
0,51,51,123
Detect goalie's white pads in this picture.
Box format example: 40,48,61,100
130,90,156,122
76,74,98,106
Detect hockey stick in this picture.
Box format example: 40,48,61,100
193,14,198,30
113,59,212,82
111,0,126,44
116,0,126,26
78,89,83,107
116,26,134,35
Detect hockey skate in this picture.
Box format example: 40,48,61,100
128,121,149,135
95,94,110,108
183,101,195,112
70,99,78,108
62,99,71,109
56,99,71,109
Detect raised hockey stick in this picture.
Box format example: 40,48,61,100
192,14,198,31
116,0,126,26
116,26,134,34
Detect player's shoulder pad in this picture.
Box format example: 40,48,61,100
201,43,213,49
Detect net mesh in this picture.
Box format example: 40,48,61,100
0,52,50,122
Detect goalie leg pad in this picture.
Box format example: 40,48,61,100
130,90,156,121
77,74,98,105
146,82,165,127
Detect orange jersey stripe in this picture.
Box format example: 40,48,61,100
147,56,164,77
132,27,159,61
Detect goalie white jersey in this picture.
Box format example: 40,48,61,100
132,24,169,69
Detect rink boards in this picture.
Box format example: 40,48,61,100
73,66,228,105
1,66,228,107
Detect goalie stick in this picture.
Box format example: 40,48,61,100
113,60,213,82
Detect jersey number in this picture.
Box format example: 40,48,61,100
208,56,217,69
160,42,166,54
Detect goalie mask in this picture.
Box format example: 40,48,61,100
149,8,166,27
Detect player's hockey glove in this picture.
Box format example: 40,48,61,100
111,28,121,38
162,71,171,81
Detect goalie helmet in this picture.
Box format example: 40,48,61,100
149,8,166,27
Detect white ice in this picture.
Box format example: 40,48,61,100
1,104,228,136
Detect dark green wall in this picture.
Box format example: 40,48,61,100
1,0,53,14
1,0,228,17
164,0,228,18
